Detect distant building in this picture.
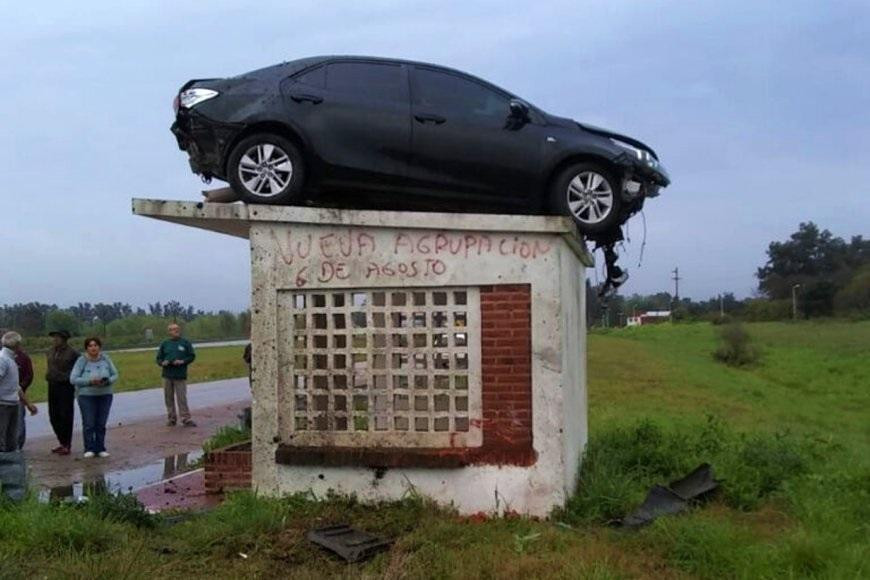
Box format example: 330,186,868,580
626,310,671,326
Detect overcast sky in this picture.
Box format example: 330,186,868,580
2,0,868,311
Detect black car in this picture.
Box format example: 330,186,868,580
171,56,669,236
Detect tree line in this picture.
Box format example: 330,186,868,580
0,301,250,349
589,222,869,326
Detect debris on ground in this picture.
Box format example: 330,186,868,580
617,463,720,528
307,523,392,563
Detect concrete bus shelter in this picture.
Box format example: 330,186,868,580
133,198,591,516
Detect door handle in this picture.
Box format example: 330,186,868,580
414,113,446,125
290,93,323,104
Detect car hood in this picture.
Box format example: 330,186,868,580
544,113,659,160
576,122,659,160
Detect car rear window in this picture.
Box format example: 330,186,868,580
326,62,405,102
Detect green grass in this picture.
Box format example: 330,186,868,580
2,321,868,578
202,424,251,453
26,345,248,403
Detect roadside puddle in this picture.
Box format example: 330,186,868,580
38,450,204,502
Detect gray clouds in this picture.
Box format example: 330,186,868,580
1,0,868,308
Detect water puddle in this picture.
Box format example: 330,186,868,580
38,450,203,502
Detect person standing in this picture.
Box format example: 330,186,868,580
69,337,118,458
45,330,79,455
1,332,29,452
8,334,35,450
156,323,197,427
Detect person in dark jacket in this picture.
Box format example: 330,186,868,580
156,323,196,427
46,330,79,455
12,336,36,450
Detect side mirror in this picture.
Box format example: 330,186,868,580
508,99,530,122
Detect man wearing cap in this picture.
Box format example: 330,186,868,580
46,330,79,455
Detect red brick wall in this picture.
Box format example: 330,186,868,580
476,283,535,464
204,442,252,494
275,284,535,468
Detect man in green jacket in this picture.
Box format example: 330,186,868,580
156,323,196,427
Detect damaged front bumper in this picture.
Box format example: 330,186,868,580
617,155,670,203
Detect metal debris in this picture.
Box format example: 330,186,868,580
618,463,720,528
307,523,392,563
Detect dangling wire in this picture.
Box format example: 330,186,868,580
637,210,648,268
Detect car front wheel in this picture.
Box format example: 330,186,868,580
227,134,305,205
550,162,622,235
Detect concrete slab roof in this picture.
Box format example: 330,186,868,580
131,198,594,265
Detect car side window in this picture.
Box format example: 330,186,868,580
413,68,509,119
326,62,406,102
293,65,326,89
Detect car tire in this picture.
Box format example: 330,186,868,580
550,162,622,235
227,134,305,205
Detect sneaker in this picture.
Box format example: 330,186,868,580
98,451,110,458
51,445,65,454
57,446,71,456
182,420,197,427
83,451,95,458
166,420,177,427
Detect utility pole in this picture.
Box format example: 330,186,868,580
792,284,801,321
671,267,681,320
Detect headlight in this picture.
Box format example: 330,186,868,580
179,88,219,109
610,138,658,167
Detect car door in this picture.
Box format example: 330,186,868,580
408,66,544,203
280,60,411,186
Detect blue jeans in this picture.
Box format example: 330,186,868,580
78,394,113,453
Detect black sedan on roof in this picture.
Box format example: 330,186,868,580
171,56,669,236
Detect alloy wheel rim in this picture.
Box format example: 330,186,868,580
238,144,293,197
566,171,613,224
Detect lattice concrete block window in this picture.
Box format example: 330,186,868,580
277,288,482,447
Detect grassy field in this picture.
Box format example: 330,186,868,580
2,321,868,578
25,345,249,402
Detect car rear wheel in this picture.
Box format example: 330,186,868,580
227,134,305,205
550,162,622,235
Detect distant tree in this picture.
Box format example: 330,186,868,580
238,310,251,336
163,301,185,320
757,223,869,317
45,309,81,336
218,311,236,335
0,302,53,335
834,265,870,315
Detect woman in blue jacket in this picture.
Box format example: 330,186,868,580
69,337,118,458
